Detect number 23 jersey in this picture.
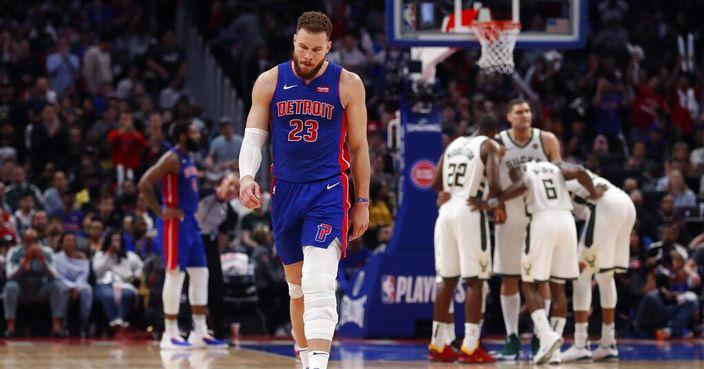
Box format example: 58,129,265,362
270,61,349,183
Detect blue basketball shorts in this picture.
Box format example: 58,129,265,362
156,214,207,271
271,173,350,265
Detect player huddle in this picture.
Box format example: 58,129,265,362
429,99,636,364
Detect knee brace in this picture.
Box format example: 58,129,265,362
163,270,186,315
288,282,303,299
572,270,593,311
187,267,209,306
301,240,341,341
595,271,617,309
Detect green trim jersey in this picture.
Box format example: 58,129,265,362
523,161,573,214
442,136,489,200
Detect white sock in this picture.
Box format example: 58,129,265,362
308,350,330,369
574,322,588,348
601,323,615,347
193,314,207,335
165,318,180,338
297,346,309,369
462,323,481,353
530,309,551,340
500,293,520,336
443,322,456,345
431,321,444,347
550,317,566,336
478,319,484,337
544,299,552,316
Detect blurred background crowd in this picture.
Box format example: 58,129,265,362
0,0,702,340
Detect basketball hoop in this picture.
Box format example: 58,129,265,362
471,20,521,74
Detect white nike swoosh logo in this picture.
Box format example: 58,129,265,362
283,84,297,90
326,182,340,190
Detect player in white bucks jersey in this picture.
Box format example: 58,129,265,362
428,116,503,363
470,161,603,364
493,99,562,360
561,172,636,362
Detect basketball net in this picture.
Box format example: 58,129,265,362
471,20,521,74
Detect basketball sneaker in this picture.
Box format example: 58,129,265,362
187,332,229,349
592,344,618,361
561,344,593,362
533,331,562,365
457,346,496,363
496,333,520,360
428,344,459,362
160,335,193,350
548,348,561,364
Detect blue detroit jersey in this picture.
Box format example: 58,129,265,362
162,148,199,214
270,61,350,182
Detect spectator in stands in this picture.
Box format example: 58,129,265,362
43,171,68,215
667,169,697,209
30,210,49,245
54,232,92,336
3,228,68,337
83,33,113,96
6,166,43,210
86,106,117,157
92,231,143,329
12,192,36,234
205,117,242,178
52,188,83,233
0,182,12,214
44,214,63,252
636,249,699,339
29,104,69,176
97,195,123,230
46,37,80,95
107,111,145,187
146,30,186,91
86,219,105,255
690,127,704,176
251,225,288,335
240,195,272,252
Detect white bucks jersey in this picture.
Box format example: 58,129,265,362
442,136,488,200
497,128,550,188
523,161,573,214
566,170,616,220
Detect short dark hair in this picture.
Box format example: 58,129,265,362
507,98,530,113
169,119,192,142
296,11,333,39
477,114,499,132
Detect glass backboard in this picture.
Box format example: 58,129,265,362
387,0,587,49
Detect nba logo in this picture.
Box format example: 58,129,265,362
402,3,416,32
380,275,396,304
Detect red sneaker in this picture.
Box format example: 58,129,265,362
457,346,497,363
428,344,460,362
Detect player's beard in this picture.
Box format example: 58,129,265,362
185,137,200,152
292,53,325,80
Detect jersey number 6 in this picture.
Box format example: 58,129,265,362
288,119,319,142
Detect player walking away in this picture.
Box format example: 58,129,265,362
470,161,603,364
493,98,562,360
138,120,228,350
428,115,504,363
561,171,636,362
238,11,370,369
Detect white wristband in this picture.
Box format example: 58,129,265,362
239,127,269,179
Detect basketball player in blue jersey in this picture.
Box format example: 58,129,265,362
238,11,370,369
138,120,228,350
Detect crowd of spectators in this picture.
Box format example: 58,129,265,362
0,0,703,340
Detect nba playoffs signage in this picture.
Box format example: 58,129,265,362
338,102,445,337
